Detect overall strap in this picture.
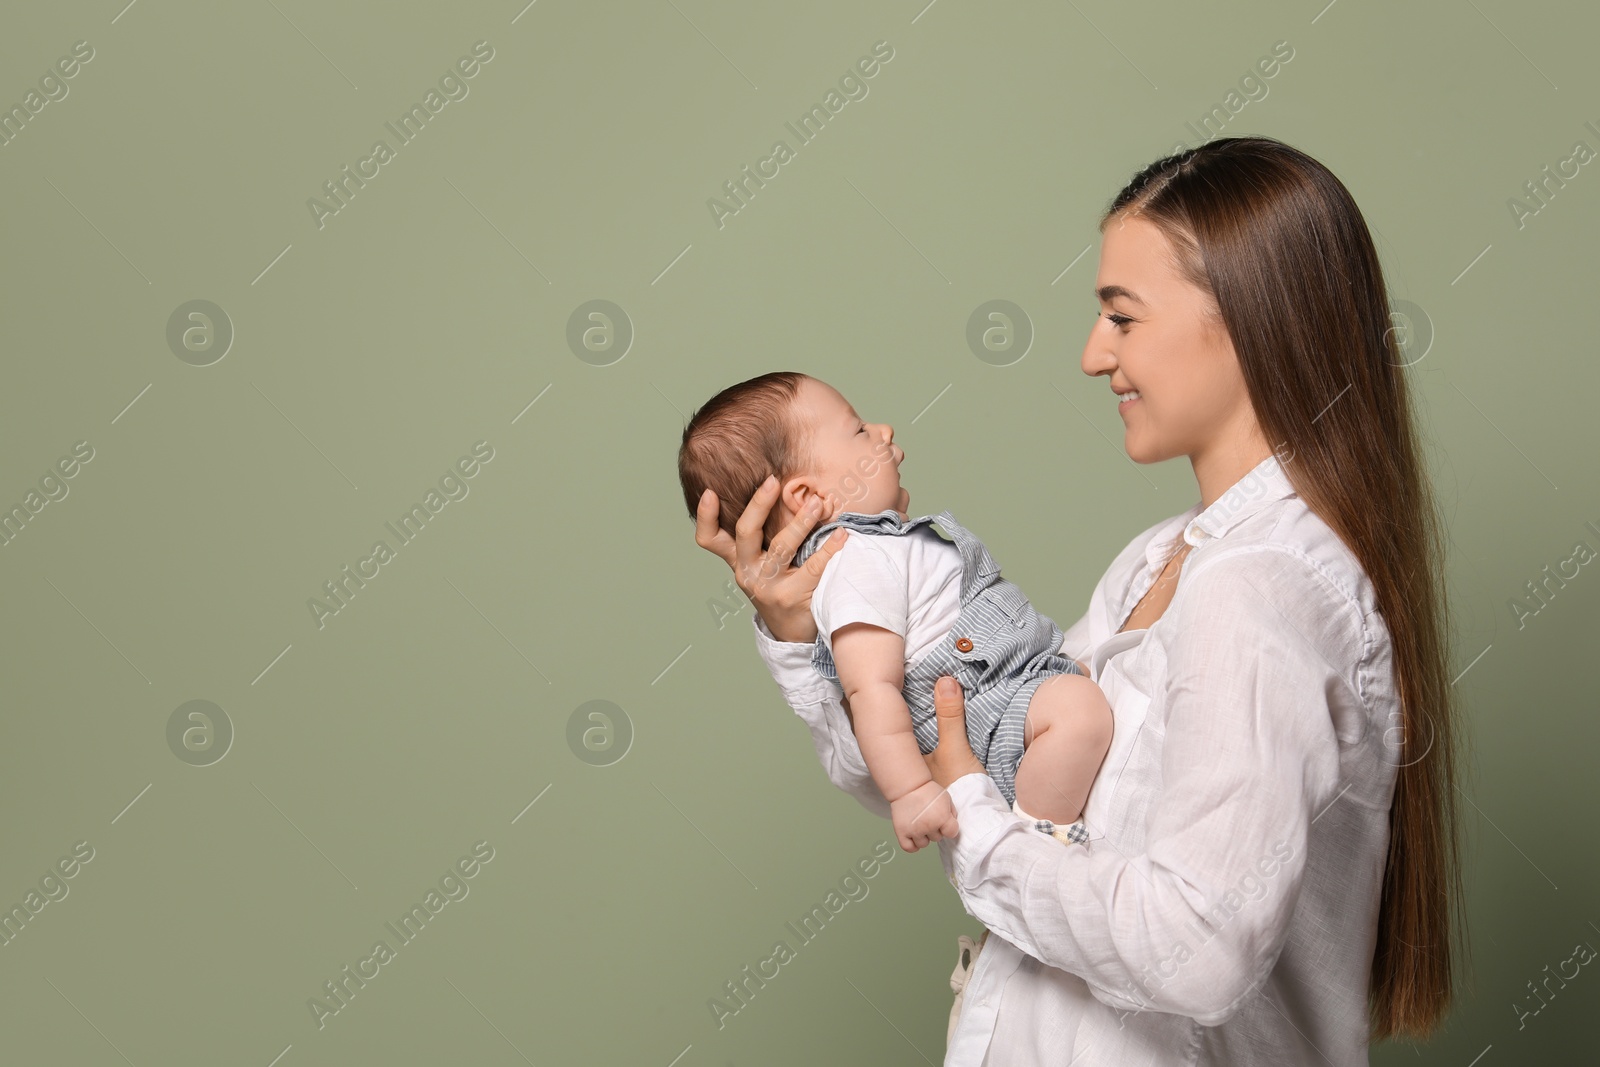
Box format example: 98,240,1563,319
922,510,1002,601
789,508,942,568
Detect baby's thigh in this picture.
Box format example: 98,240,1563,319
1023,673,1112,746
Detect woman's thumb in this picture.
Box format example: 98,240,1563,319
802,528,849,576
934,676,966,739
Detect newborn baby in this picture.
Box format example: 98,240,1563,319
679,372,1113,853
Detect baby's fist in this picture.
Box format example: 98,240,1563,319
891,780,960,853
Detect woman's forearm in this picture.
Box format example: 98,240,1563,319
749,612,892,819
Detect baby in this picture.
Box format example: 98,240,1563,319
680,372,1113,853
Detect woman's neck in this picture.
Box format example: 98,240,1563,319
1191,425,1274,510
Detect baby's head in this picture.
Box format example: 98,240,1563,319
679,372,908,551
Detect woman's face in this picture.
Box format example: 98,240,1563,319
1080,214,1257,468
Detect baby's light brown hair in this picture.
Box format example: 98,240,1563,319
679,371,817,552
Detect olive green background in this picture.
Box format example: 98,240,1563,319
1,0,1595,1064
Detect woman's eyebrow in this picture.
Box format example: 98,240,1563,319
1096,284,1146,306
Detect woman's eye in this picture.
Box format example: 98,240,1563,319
1104,313,1133,329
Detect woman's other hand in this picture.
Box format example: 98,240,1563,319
693,475,849,644
925,676,986,788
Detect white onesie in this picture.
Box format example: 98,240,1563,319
810,524,963,668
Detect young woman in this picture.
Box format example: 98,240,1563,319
693,136,1466,1065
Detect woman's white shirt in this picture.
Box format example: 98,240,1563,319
748,453,1399,1066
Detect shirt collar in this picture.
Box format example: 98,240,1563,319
1182,452,1297,546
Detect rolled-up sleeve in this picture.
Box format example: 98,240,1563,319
750,612,892,820
941,549,1354,1025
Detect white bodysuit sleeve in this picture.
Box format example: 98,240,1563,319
811,535,911,644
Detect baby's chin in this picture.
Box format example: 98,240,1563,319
841,487,909,519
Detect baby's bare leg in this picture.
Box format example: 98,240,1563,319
1013,674,1113,826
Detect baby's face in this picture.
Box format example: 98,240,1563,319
784,378,909,523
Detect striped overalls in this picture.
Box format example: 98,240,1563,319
791,508,1084,807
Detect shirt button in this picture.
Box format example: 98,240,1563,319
955,637,974,652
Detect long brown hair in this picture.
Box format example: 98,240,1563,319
1102,137,1466,1040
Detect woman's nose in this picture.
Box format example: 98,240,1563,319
1081,325,1116,377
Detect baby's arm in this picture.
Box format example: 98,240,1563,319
830,622,960,853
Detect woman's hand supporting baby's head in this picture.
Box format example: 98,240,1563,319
694,473,849,644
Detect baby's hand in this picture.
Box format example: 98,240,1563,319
891,780,959,853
